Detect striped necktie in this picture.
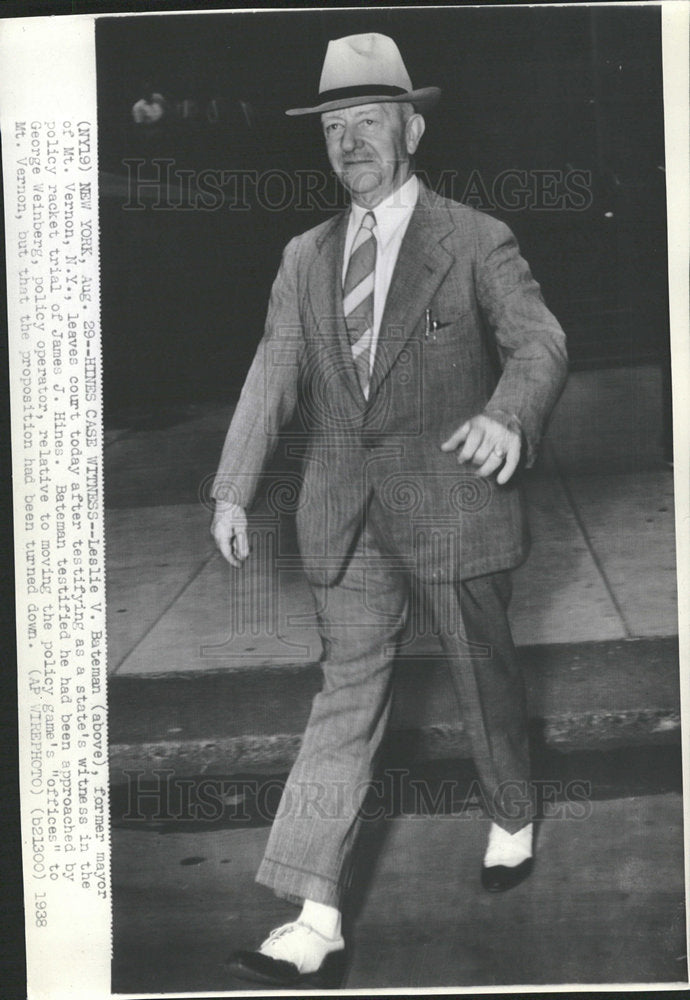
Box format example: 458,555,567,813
343,210,377,397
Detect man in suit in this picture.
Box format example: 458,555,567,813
212,33,568,988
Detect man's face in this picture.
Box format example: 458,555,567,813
321,102,423,207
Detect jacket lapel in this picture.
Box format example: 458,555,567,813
306,211,366,407
304,182,457,407
368,182,456,399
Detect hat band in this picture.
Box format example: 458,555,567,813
317,84,408,105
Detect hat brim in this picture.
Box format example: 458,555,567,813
286,86,441,117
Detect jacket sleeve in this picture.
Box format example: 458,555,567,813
211,236,305,510
475,216,568,467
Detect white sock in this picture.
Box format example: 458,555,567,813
483,822,533,868
299,898,342,939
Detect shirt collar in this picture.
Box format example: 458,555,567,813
349,174,419,250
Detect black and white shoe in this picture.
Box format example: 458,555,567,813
481,822,534,892
226,921,347,988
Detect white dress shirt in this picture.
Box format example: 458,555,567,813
342,173,419,376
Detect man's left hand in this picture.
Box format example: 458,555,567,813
441,415,521,485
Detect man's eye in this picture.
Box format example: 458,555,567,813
325,123,341,133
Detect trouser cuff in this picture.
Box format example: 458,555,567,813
256,857,342,908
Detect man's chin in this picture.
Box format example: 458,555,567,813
341,166,382,196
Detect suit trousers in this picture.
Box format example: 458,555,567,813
255,517,532,908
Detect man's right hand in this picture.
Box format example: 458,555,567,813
211,503,249,568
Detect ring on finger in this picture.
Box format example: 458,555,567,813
493,444,506,458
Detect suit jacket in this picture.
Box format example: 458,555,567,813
213,181,568,585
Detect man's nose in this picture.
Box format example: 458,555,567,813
340,124,359,151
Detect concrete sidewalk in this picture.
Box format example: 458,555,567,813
105,365,680,776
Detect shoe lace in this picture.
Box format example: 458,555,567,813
264,922,311,946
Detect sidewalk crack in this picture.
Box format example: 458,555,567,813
108,549,219,675
546,442,634,639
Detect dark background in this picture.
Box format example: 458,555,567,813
97,6,668,418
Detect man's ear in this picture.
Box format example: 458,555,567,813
406,114,426,155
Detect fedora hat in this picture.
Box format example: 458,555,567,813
286,33,441,116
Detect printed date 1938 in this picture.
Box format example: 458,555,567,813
34,891,47,928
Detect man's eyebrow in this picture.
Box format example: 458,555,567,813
322,105,382,124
